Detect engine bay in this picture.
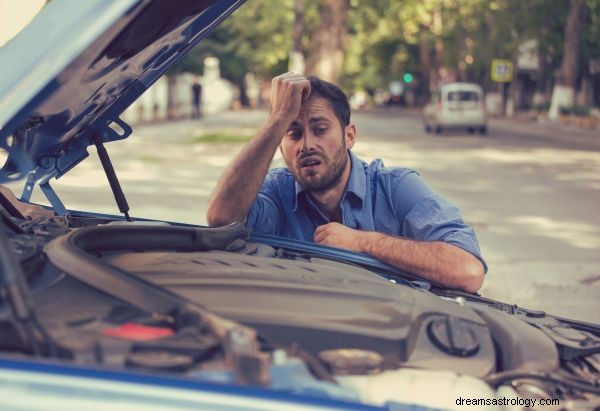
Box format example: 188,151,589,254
1,201,600,408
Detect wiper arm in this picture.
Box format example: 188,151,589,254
0,218,54,355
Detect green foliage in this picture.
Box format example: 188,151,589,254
170,0,599,98
190,133,254,143
559,105,591,117
532,102,550,112
172,0,321,82
581,0,600,70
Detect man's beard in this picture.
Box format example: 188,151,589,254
286,139,349,192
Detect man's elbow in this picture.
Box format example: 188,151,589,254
206,208,235,228
458,260,485,293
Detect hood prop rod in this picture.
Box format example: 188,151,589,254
92,133,131,222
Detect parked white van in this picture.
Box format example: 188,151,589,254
423,82,487,134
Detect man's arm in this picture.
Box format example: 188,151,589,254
206,73,310,227
314,223,484,292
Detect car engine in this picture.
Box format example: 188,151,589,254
1,207,599,410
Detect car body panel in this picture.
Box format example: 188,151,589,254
0,357,386,411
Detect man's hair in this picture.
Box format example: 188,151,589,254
307,76,350,128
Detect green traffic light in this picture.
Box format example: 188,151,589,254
403,73,413,84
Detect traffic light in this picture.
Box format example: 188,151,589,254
403,72,414,84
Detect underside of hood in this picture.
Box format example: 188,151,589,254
0,0,244,185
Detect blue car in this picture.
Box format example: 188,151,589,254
0,1,599,410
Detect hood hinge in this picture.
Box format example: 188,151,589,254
21,169,67,216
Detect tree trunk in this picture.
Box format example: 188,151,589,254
457,34,467,82
507,54,519,117
293,0,304,53
431,8,444,91
532,45,548,106
305,0,350,83
289,0,306,74
548,0,584,120
418,27,432,106
166,75,178,120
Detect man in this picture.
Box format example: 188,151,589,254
207,72,486,292
191,79,203,119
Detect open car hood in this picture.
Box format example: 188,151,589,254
0,0,244,185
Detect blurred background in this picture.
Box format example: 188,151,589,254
3,0,598,122
131,0,600,124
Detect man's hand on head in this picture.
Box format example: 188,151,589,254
270,72,311,126
314,222,367,252
207,72,311,228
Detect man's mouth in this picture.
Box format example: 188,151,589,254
300,156,322,169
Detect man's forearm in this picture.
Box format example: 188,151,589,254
207,72,311,227
358,232,484,292
206,116,289,226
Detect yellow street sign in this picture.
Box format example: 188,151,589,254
491,59,513,82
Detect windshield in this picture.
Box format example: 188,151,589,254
447,91,479,102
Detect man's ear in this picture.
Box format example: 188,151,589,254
344,124,356,149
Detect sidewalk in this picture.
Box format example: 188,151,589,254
490,114,599,149
129,108,600,156
132,110,268,142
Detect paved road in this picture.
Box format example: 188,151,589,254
7,109,600,322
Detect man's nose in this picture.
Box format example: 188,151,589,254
300,130,317,152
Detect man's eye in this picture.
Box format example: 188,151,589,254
315,127,327,135
287,131,302,140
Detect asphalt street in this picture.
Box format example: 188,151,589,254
7,109,600,322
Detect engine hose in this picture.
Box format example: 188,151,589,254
69,221,248,253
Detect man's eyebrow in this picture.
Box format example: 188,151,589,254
288,116,331,129
309,116,331,124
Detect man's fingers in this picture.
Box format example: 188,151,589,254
273,72,305,84
279,71,303,79
314,225,327,243
272,73,309,89
300,80,311,102
269,72,312,124
314,229,322,243
287,78,311,102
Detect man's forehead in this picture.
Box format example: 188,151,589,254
294,97,336,124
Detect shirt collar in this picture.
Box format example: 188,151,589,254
292,150,366,212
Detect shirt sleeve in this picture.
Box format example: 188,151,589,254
246,174,284,236
394,172,488,273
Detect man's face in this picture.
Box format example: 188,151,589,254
280,97,355,192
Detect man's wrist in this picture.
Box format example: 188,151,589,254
255,114,289,145
357,231,381,254
267,112,293,130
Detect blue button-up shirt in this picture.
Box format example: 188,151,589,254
248,151,486,270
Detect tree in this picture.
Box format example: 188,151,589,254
549,0,585,119
166,0,597,110
289,0,306,73
305,0,350,83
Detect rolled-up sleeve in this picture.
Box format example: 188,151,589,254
402,194,487,273
393,171,487,273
